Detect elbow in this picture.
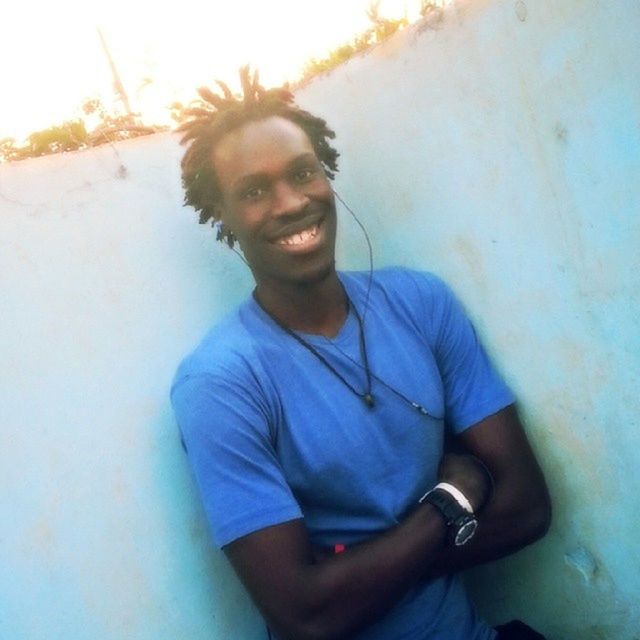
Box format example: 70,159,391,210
269,599,352,640
522,488,552,545
537,493,553,539
275,621,342,640
275,611,355,640
258,574,365,640
272,595,371,640
293,625,340,640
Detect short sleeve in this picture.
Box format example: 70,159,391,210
409,272,515,432
171,371,302,548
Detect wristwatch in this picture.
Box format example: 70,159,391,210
419,486,478,546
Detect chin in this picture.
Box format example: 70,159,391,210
296,261,336,287
251,243,337,292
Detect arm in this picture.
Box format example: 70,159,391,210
418,274,551,573
173,372,485,640
224,453,490,640
225,404,550,640
226,508,444,640
428,403,552,577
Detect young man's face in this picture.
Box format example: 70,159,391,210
212,116,337,293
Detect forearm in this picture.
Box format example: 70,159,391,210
422,405,552,578
228,505,447,640
301,506,446,639
293,477,549,639
426,469,551,578
228,407,551,639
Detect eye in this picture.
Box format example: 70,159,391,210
293,167,316,183
241,186,265,201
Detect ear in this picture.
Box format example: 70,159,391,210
214,200,227,224
214,209,237,248
214,221,237,247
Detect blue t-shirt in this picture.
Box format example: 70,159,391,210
171,268,513,640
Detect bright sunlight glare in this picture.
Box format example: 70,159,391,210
1,0,434,144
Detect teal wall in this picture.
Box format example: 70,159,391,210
0,137,264,639
297,1,640,637
1,1,638,638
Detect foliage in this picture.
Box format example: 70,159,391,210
0,120,87,161
419,0,446,16
0,98,167,163
2,2,442,162
300,2,409,83
81,98,165,146
0,138,21,163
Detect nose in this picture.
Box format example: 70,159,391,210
271,180,309,217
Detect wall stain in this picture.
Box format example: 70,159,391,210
25,517,57,556
565,546,599,583
451,236,486,286
515,1,527,22
554,123,569,145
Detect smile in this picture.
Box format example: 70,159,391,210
276,224,320,247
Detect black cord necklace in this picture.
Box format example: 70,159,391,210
255,289,376,409
238,194,435,419
322,339,439,419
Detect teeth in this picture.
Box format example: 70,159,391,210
278,225,318,246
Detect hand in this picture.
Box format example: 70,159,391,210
437,453,493,512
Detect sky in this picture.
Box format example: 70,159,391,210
1,0,430,143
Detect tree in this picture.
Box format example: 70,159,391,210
0,120,88,161
0,97,167,163
81,98,162,146
300,1,408,83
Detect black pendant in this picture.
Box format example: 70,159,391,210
363,393,375,408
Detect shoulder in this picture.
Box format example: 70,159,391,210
343,267,452,301
169,300,280,448
342,267,457,332
171,300,268,396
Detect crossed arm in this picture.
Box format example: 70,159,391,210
224,404,551,640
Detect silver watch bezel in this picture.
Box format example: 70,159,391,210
453,515,478,546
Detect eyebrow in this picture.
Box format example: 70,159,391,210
231,153,319,192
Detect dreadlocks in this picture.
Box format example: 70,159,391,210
178,66,340,247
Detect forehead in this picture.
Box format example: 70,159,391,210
212,116,317,189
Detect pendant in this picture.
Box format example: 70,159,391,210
411,402,429,416
363,393,375,408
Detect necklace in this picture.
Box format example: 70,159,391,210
322,340,439,419
254,286,439,419
255,289,376,409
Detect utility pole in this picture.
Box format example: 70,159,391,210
97,27,133,116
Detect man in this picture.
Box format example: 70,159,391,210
171,68,551,640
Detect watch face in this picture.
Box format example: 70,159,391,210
454,518,478,546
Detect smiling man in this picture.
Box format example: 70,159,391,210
212,115,341,328
171,69,551,640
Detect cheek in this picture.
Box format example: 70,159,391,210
219,201,244,232
222,205,262,242
316,184,336,208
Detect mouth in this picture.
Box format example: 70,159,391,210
269,212,327,253
276,223,320,247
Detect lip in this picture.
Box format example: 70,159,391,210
267,212,325,244
273,219,325,254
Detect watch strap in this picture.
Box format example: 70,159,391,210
419,487,478,546
432,482,473,513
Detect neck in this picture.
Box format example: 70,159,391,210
254,271,347,338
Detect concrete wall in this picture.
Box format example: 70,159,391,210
297,2,640,636
1,1,638,638
0,137,264,639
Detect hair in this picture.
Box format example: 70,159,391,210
178,66,340,247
